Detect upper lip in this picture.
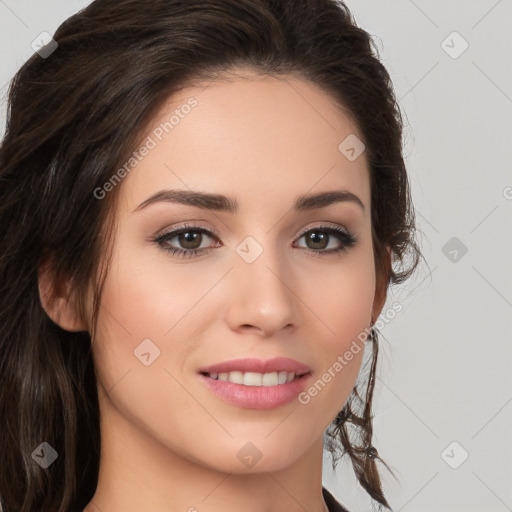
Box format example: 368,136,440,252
198,357,311,375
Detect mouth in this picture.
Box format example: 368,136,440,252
197,369,313,409
199,370,310,386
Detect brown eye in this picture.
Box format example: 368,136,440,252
173,230,204,250
295,225,357,255
154,225,219,258
153,223,357,259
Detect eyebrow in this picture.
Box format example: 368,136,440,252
133,189,364,213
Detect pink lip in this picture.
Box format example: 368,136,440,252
198,372,312,409
198,357,311,375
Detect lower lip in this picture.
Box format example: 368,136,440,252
198,372,312,409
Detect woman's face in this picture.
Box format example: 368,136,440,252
91,69,384,473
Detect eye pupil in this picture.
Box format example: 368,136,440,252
307,231,328,249
179,231,202,249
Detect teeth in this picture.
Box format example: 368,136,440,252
208,371,299,386
228,371,244,384
244,372,262,386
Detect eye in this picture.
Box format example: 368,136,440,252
153,223,220,259
152,223,357,259
294,225,357,255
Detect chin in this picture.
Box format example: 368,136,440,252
209,455,297,474
196,438,307,474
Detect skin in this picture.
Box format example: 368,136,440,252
40,68,389,512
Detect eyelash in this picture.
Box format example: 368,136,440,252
153,223,357,259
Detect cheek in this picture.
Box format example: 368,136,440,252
96,242,206,342
91,240,224,392
294,253,375,418
91,246,172,390
299,247,376,347
90,249,208,453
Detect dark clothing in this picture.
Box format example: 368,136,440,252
322,487,350,512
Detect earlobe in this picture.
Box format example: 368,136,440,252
38,261,88,332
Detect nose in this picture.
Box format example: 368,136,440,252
224,240,298,337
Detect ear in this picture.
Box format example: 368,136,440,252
38,259,89,332
371,245,392,324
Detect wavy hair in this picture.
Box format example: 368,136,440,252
0,0,423,510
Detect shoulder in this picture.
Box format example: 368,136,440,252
322,487,351,512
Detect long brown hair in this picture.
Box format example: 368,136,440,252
0,0,423,510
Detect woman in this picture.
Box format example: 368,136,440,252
0,0,423,511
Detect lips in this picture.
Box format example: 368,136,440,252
197,357,311,376
198,371,312,409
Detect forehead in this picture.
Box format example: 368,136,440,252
118,70,370,217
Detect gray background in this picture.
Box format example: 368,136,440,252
1,1,511,511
